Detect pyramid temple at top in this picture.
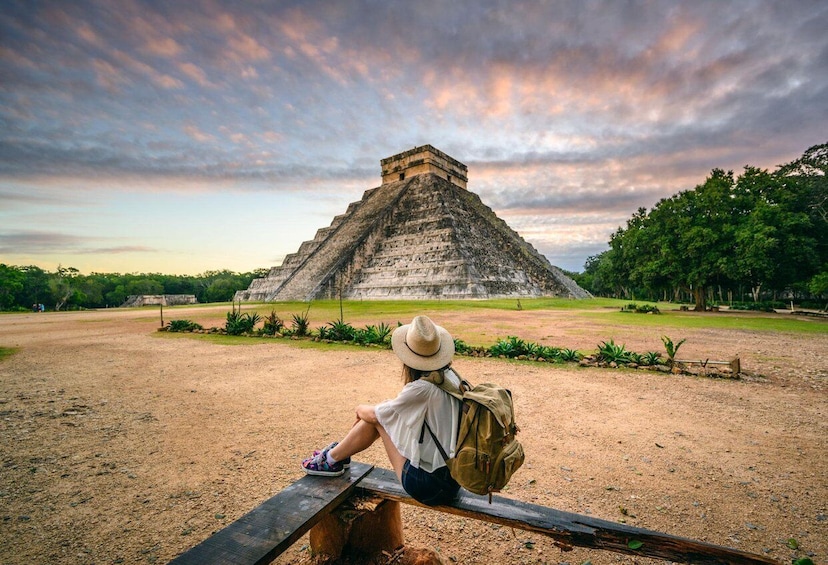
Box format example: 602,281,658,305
235,145,590,301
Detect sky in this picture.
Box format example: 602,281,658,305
1,1,827,275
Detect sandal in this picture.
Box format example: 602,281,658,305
302,446,345,476
313,441,350,468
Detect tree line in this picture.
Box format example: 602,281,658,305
0,266,267,311
572,142,828,310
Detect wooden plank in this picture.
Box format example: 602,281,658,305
168,462,374,565
357,467,778,565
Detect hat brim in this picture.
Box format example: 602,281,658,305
391,323,455,371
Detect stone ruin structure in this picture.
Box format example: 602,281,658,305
121,294,197,307
235,145,590,301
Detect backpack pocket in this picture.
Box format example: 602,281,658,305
490,438,525,493
446,438,525,497
446,446,490,495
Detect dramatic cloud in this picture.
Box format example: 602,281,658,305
1,0,826,273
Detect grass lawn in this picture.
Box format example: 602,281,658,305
0,346,17,361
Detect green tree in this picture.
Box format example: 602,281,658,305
0,264,25,310
21,266,52,309
204,277,238,302
125,278,164,296
106,284,128,307
49,265,82,311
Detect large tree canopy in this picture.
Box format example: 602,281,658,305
588,142,827,309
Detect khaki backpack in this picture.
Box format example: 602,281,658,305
423,374,525,502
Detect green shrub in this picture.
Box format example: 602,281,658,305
453,338,473,355
291,311,310,336
225,311,260,335
538,345,564,361
355,322,392,345
728,301,785,312
167,319,203,332
260,311,284,335
489,336,526,358
327,319,357,341
596,339,633,364
661,335,687,366
559,348,581,362
621,303,660,314
488,336,560,360
642,351,663,366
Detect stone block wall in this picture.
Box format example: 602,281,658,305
380,145,468,189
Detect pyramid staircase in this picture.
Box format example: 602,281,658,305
235,170,589,301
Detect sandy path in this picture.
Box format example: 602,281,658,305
0,306,825,564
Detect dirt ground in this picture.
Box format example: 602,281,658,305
0,305,825,565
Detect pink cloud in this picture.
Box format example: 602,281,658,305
143,36,183,58
111,49,184,90
179,62,211,87
183,125,215,143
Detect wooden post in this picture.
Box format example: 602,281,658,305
310,496,404,561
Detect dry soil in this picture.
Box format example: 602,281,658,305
0,305,825,565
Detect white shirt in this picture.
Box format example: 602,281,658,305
375,368,462,472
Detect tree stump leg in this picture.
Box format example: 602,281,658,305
310,496,404,561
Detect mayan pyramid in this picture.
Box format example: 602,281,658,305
235,145,590,301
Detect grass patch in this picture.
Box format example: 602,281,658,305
578,308,828,334
152,297,825,348
155,330,369,352
153,332,264,346
237,297,617,320
0,346,18,361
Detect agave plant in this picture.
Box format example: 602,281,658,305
627,352,644,365
661,335,687,366
326,319,355,341
642,351,663,366
291,310,310,336
373,322,392,344
537,345,562,361
225,311,261,335
167,319,202,332
453,338,473,355
355,323,391,345
524,341,543,358
489,337,518,358
559,348,581,362
260,310,284,335
596,339,633,364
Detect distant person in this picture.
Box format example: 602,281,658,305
301,315,462,506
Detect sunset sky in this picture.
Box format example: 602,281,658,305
2,1,827,275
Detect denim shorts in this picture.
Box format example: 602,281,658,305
401,461,460,506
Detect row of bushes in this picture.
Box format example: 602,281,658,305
164,310,690,370
620,303,661,314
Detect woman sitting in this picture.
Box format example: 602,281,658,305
302,315,462,506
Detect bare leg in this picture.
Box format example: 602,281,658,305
329,420,407,482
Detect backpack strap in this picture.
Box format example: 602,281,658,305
419,368,466,464
422,419,450,463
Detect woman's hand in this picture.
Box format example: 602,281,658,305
355,404,377,424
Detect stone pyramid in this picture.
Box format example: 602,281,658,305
235,145,589,301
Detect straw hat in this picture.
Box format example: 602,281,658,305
391,315,455,371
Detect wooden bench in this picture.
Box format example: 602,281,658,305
168,463,374,564
169,462,778,565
